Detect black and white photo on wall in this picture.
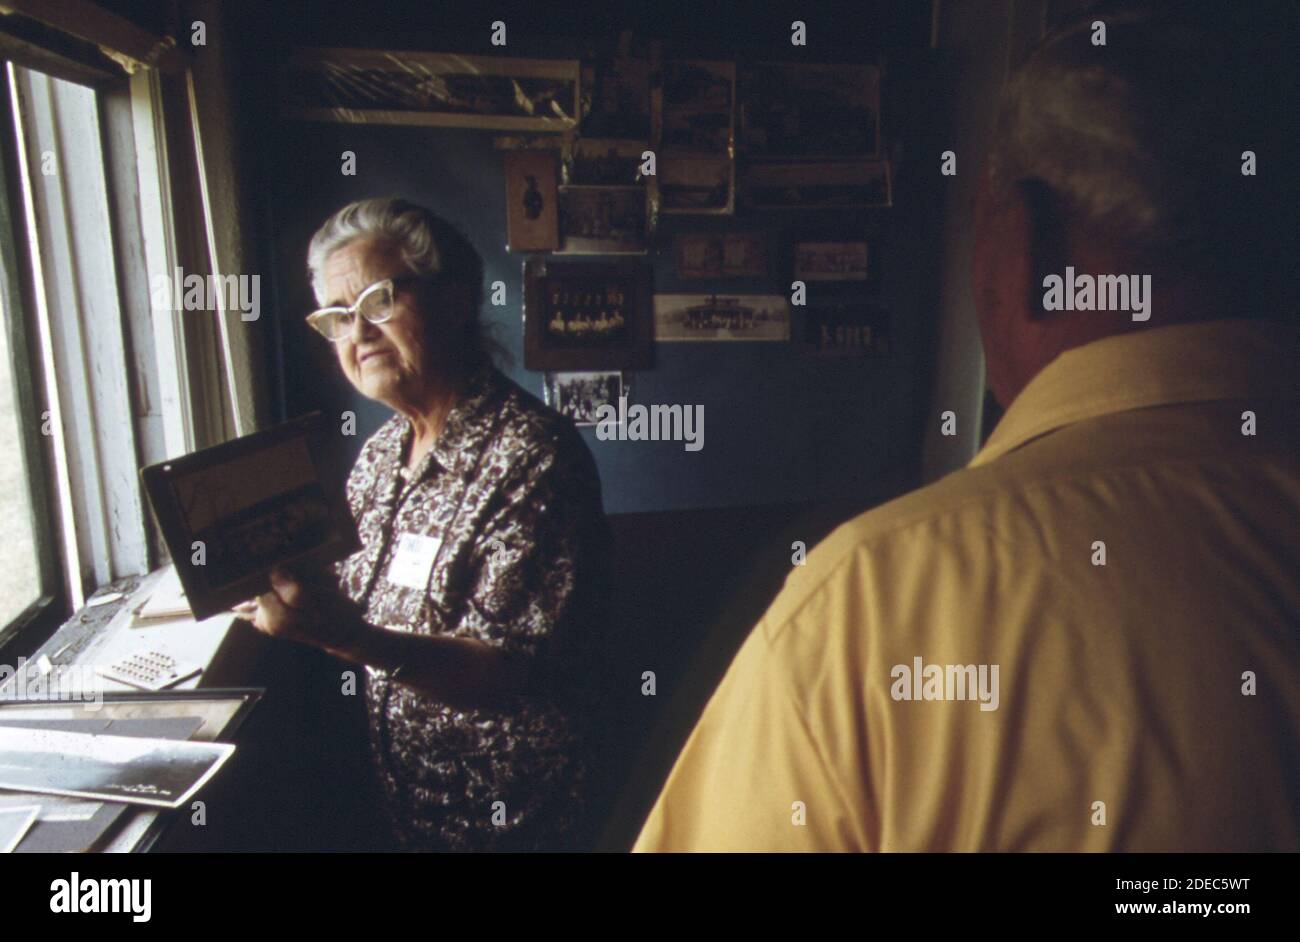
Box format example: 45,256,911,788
743,159,891,209
524,257,652,370
652,60,736,215
675,233,768,279
654,293,790,342
655,60,735,151
556,185,648,254
580,57,651,139
656,155,734,214
566,138,649,186
544,371,627,426
802,304,890,357
282,48,581,130
793,241,871,281
504,149,560,252
740,63,882,158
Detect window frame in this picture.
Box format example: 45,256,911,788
0,62,70,653
0,26,263,654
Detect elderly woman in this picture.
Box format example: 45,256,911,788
235,197,612,851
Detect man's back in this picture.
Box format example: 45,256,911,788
634,320,1299,851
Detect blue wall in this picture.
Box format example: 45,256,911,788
269,60,945,515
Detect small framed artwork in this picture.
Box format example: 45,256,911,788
543,371,627,426
566,138,648,186
653,60,736,216
675,233,768,279
654,293,791,342
524,258,652,370
504,150,559,252
556,185,648,254
803,305,891,357
793,241,870,281
740,63,881,158
581,58,651,139
657,155,734,214
743,159,891,209
655,60,735,152
282,48,581,130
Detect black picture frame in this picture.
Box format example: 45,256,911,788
523,257,653,371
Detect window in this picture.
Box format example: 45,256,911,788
0,4,269,653
0,279,44,628
0,60,169,648
0,64,64,648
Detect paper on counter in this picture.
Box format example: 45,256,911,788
0,726,234,809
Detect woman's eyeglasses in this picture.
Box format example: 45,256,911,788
306,276,425,341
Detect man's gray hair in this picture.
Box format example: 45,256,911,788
988,2,1284,277
307,197,501,363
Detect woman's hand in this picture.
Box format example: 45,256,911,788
232,566,364,652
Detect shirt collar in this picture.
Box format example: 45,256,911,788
970,319,1299,468
385,365,503,481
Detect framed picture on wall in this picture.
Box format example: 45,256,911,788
655,60,735,151
743,159,892,209
543,371,627,426
282,48,581,130
654,293,790,342
580,58,651,139
802,304,891,357
504,150,560,252
656,155,735,214
793,241,871,281
652,60,736,215
565,138,648,186
740,63,881,158
675,233,768,279
556,186,648,254
524,258,652,370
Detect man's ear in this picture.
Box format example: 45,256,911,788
1013,178,1068,322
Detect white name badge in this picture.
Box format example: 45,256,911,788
387,532,441,590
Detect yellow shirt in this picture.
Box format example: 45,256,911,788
634,320,1300,852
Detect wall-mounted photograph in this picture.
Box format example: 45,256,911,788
743,159,892,209
654,293,791,342
524,258,653,370
544,371,627,426
802,304,891,357
793,241,871,281
675,233,768,279
566,138,648,186
741,63,881,158
504,150,560,252
651,59,736,216
282,48,581,129
654,60,735,152
580,57,651,139
657,154,734,214
556,185,648,254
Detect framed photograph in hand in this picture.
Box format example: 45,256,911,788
140,413,359,620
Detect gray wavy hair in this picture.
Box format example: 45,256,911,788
987,1,1284,284
307,197,503,365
